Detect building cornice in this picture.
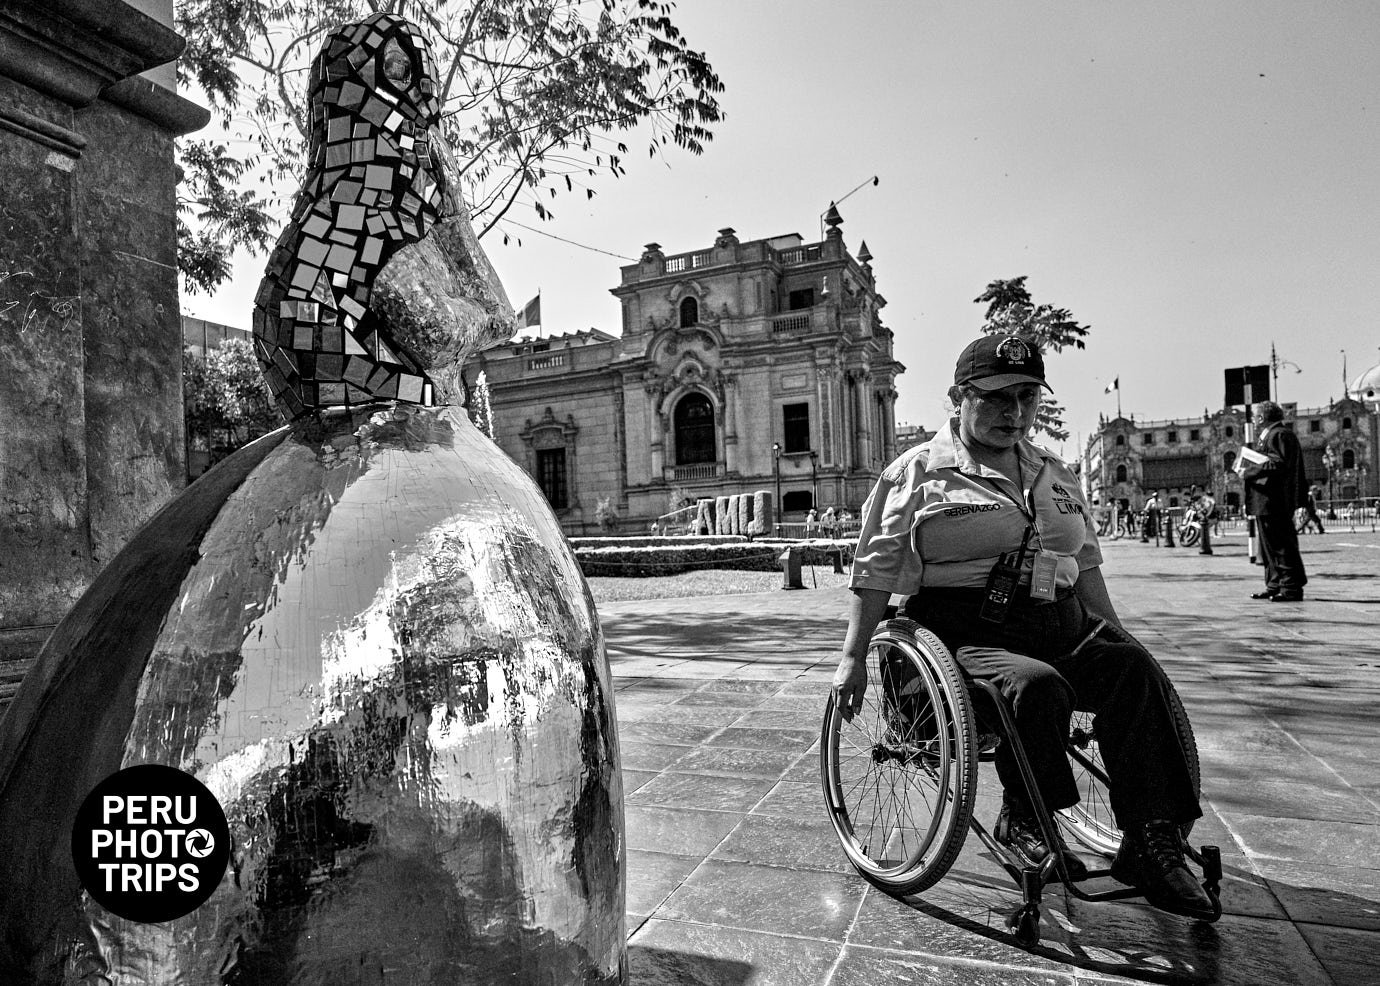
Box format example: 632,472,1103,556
0,0,207,135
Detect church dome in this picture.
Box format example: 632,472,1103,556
1349,361,1380,402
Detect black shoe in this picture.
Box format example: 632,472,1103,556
1250,589,1279,600
1271,592,1304,602
995,797,1088,882
1110,820,1216,920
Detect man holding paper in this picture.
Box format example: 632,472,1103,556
1238,401,1309,601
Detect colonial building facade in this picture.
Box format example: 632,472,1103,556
1085,398,1376,512
469,212,904,532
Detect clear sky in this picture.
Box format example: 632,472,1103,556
186,0,1380,456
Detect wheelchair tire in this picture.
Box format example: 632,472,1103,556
821,618,978,896
1059,681,1200,856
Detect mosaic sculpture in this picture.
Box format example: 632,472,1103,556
0,13,626,985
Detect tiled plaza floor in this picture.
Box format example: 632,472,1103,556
598,527,1380,985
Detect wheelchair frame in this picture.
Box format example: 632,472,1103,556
820,617,1222,947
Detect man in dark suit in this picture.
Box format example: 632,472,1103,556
1242,401,1310,601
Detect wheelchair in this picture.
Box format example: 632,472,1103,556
819,616,1223,947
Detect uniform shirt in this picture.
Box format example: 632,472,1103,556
849,419,1103,594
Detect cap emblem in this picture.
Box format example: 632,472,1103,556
995,337,1029,364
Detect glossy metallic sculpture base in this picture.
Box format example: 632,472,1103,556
0,404,625,985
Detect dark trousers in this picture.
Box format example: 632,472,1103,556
1257,511,1307,592
904,589,1201,829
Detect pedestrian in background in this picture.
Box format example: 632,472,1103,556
1241,401,1309,602
1298,487,1325,534
1191,484,1215,555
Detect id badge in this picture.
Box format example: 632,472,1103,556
1029,549,1059,601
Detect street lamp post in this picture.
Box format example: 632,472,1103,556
809,450,818,510
1322,446,1337,519
772,442,782,534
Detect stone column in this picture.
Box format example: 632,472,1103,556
857,372,874,467
0,0,208,674
644,380,664,479
722,373,739,474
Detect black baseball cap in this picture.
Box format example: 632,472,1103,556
954,335,1053,393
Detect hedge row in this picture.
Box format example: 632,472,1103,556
574,540,855,577
568,535,747,549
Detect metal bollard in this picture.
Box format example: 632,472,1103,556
1163,509,1175,547
1199,514,1213,555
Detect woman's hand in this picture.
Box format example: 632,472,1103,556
833,649,869,721
834,587,895,721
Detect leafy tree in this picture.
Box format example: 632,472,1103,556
666,485,692,514
177,141,277,295
973,276,1091,442
184,338,284,467
594,494,619,532
174,0,725,292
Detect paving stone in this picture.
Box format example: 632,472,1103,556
665,746,799,779
619,740,699,771
628,919,839,986
1295,922,1380,986
1220,812,1380,867
627,848,704,916
672,690,771,708
831,945,1076,984
1253,859,1380,931
711,813,853,873
702,725,817,751
659,859,864,940
629,771,777,812
624,804,744,856
622,768,661,794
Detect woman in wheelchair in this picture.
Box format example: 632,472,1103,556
832,335,1215,921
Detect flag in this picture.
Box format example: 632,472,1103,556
1104,376,1119,394
516,293,541,330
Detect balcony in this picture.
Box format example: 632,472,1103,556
669,462,722,481
772,312,812,334
775,244,822,265
664,250,712,274
528,353,566,370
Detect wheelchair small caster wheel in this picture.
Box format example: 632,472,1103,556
1007,906,1041,947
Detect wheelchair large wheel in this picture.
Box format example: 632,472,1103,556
821,618,978,895
1059,681,1200,856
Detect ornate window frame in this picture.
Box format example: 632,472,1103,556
519,407,580,512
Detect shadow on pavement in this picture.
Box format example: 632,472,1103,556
627,944,753,985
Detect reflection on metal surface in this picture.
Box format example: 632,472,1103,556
0,406,625,983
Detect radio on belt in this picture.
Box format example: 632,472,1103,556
979,527,1033,624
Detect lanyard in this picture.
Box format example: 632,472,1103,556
971,459,1046,551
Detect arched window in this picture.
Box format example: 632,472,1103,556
1223,451,1236,471
674,392,716,464
1115,435,1125,446
1343,449,1355,469
1115,464,1128,482
1342,416,1352,430
679,296,699,327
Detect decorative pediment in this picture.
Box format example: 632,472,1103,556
520,406,578,448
